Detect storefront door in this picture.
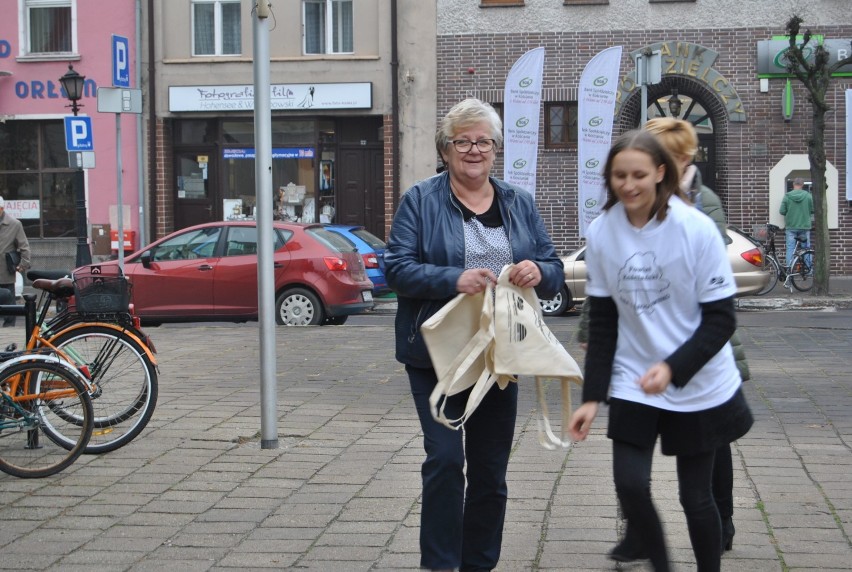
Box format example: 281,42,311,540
337,147,385,240
175,149,217,230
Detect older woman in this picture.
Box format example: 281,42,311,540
384,98,563,572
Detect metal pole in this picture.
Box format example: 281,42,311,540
116,113,125,273
254,1,278,449
74,165,92,268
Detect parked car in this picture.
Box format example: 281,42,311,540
76,221,375,326
539,225,772,316
323,225,390,296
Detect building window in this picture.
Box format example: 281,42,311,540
0,120,76,239
23,0,74,55
303,0,353,55
545,102,578,148
192,0,241,56
563,0,608,4
480,0,525,6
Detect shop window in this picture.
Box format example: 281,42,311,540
192,0,241,56
0,120,75,238
22,0,74,55
545,102,578,149
303,0,353,55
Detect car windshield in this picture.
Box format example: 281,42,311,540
307,227,357,253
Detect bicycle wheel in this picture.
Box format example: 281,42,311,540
756,255,780,296
44,325,158,454
0,361,93,478
789,249,815,292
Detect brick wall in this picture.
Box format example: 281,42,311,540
437,26,852,274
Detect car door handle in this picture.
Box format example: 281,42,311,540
198,264,213,271
274,263,283,268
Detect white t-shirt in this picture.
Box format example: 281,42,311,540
585,196,740,412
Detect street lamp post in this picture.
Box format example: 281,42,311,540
59,65,92,267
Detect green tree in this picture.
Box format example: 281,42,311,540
782,16,852,295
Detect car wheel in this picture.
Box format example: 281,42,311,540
324,315,349,325
276,288,324,326
539,285,571,316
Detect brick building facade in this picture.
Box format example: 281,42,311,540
437,1,852,274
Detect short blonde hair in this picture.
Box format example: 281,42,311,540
435,98,503,154
644,117,698,160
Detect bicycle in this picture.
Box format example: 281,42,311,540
2,266,159,454
753,223,815,295
0,350,94,478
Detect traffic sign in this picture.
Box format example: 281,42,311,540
64,116,94,151
98,87,143,114
112,35,130,88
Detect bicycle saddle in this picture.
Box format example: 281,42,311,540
27,269,71,281
31,277,75,299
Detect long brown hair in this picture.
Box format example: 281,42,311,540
602,129,685,222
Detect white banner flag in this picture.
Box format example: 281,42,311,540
504,47,545,199
578,46,623,237
847,90,852,200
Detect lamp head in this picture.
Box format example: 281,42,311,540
668,88,683,118
59,65,85,115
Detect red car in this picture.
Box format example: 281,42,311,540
79,221,374,326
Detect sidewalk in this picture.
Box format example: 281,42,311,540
0,305,850,570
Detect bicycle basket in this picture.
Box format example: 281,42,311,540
72,274,131,314
751,224,769,243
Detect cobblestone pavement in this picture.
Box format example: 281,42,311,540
0,303,850,571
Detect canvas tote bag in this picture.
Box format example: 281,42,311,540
492,265,583,449
421,265,583,449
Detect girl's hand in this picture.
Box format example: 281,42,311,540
638,362,672,395
568,402,599,442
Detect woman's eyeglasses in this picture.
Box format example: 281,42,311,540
451,139,496,153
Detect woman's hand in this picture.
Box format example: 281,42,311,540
568,401,598,442
509,260,541,288
638,362,672,395
457,268,497,295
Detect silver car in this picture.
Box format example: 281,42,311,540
539,225,772,316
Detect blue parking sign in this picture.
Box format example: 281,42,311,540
64,116,94,151
112,35,130,88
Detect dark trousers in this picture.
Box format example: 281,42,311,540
406,365,517,572
0,284,15,327
712,443,734,520
613,439,721,572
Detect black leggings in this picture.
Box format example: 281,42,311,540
613,440,721,572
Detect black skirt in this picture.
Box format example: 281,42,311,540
607,388,753,456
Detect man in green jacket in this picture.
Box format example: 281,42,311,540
779,177,813,265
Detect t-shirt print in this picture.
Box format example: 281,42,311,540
617,251,671,315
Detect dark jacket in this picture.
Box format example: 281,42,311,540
384,171,563,368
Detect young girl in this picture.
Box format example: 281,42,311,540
568,129,752,572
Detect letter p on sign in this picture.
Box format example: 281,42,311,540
112,35,130,88
64,116,94,151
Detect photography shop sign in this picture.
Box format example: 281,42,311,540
757,38,852,77
169,82,372,112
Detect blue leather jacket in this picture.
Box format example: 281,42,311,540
385,171,564,368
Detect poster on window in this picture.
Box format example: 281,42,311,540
320,160,334,192
578,46,623,237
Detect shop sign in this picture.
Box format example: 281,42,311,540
757,38,852,77
169,83,372,112
223,148,315,160
5,200,40,220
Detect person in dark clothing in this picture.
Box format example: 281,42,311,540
384,98,563,572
